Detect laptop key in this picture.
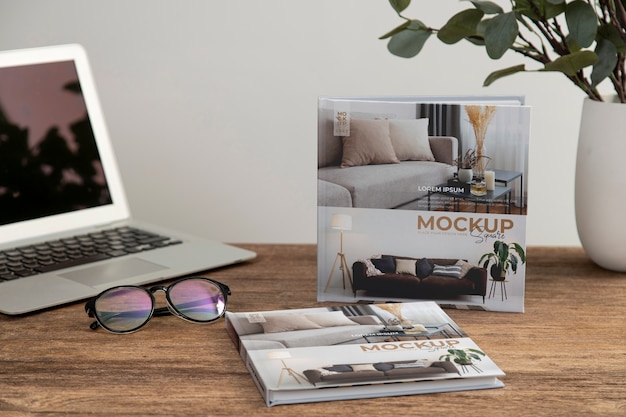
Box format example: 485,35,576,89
34,253,112,273
106,250,129,257
11,269,37,277
137,236,169,245
0,273,18,281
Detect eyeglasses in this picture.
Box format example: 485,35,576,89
84,277,230,334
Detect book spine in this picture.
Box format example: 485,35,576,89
246,359,271,407
224,315,240,351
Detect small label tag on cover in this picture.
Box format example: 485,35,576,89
246,312,266,323
333,101,350,136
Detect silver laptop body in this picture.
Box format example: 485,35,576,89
0,44,255,315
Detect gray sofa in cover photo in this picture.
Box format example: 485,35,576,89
318,117,457,209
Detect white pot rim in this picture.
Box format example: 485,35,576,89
584,94,624,105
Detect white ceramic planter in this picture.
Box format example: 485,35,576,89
575,97,626,272
458,168,473,183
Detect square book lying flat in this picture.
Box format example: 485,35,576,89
225,301,505,406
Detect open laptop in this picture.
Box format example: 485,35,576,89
0,44,256,315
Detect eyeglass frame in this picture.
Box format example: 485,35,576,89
84,276,231,333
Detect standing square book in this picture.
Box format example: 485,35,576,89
225,301,505,407
317,96,531,312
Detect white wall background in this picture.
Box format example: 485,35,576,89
0,0,596,245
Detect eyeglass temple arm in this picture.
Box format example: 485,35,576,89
85,300,100,330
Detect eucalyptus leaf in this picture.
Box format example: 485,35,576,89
437,9,484,44
379,20,412,40
483,64,526,86
542,50,598,76
598,24,626,53
591,39,617,87
564,34,582,53
466,19,488,46
468,0,504,14
515,0,566,20
389,0,411,14
485,12,518,59
388,23,432,58
565,0,598,48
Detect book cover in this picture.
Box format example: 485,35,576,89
317,96,531,312
225,301,505,407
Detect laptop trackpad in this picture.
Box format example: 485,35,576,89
60,258,167,287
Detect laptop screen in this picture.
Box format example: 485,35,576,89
0,60,113,227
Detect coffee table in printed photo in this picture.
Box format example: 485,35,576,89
493,169,524,214
427,184,512,214
362,323,461,343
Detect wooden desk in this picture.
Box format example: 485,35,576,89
1,245,625,416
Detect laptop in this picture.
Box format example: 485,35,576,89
0,44,256,315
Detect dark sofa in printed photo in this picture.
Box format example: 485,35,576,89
353,255,487,302
303,360,459,386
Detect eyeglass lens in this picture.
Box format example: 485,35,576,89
94,286,153,333
168,279,226,322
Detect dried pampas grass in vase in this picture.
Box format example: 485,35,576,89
465,105,496,196
376,303,414,329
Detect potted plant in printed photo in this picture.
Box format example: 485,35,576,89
439,348,486,373
455,148,477,183
379,0,626,272
479,240,527,281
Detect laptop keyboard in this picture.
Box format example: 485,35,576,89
0,227,182,282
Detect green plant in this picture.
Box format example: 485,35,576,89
380,0,626,102
439,348,486,365
479,240,527,279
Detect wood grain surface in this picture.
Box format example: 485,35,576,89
1,245,625,416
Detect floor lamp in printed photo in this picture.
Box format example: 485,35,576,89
267,350,307,388
324,213,353,293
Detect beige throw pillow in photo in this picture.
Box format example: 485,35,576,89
340,119,400,168
388,118,435,161
395,258,417,276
